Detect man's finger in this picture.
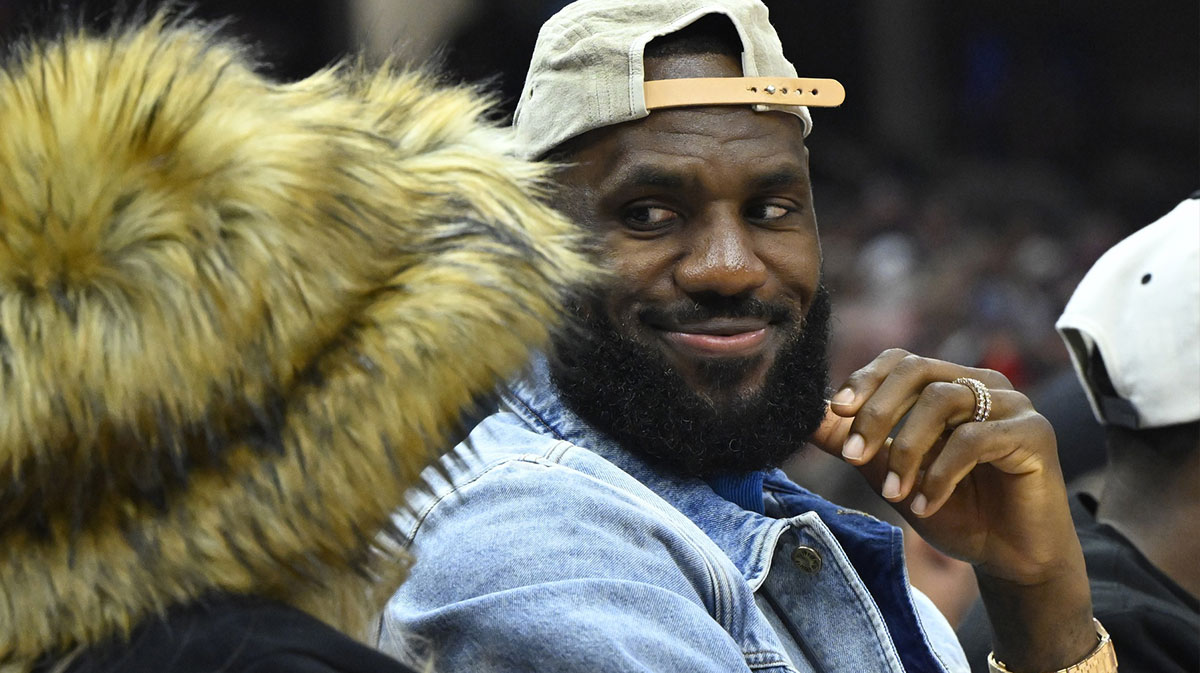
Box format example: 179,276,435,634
809,406,853,455
827,348,912,417
884,382,999,502
809,409,893,490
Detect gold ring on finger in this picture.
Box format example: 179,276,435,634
952,377,992,423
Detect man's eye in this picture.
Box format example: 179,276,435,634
623,206,678,231
746,203,794,222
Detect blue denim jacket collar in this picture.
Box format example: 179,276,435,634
501,355,792,591
498,355,964,673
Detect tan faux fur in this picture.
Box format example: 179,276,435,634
0,14,595,670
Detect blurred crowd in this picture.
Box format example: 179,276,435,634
818,161,1124,394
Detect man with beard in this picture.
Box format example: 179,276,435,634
379,2,1115,672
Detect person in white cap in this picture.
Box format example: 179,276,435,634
380,2,1115,672
1052,193,1200,671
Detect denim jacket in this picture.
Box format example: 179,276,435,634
379,357,969,672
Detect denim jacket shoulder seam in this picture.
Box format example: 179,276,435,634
500,386,564,440
535,438,571,463
403,454,560,544
528,440,738,630
411,446,739,633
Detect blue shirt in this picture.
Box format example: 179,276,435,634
378,356,969,672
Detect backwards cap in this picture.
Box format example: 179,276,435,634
1056,194,1200,429
513,0,845,159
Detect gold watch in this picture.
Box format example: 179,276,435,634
988,619,1117,673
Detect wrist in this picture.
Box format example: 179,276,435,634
988,619,1117,673
976,566,1096,671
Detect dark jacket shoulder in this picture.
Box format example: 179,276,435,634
45,596,419,673
1071,493,1199,673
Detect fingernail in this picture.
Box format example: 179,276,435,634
911,493,928,516
882,471,901,499
830,388,855,406
842,433,865,461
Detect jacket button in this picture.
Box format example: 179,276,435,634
790,546,822,574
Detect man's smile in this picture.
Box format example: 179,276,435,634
659,320,770,357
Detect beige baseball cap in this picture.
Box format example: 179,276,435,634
1056,194,1200,429
513,0,845,159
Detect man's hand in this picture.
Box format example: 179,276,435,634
808,348,1098,672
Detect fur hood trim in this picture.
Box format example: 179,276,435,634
0,15,595,667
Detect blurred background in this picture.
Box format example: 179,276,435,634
2,0,1197,627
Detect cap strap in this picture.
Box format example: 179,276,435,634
644,77,845,110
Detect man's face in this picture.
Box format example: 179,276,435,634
549,51,829,477
558,52,821,402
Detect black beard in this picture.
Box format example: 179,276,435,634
550,286,832,478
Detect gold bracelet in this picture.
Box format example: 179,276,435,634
987,619,1117,673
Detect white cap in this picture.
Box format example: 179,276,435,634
513,0,845,159
1056,194,1200,429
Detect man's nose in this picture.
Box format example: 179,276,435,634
674,213,768,297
